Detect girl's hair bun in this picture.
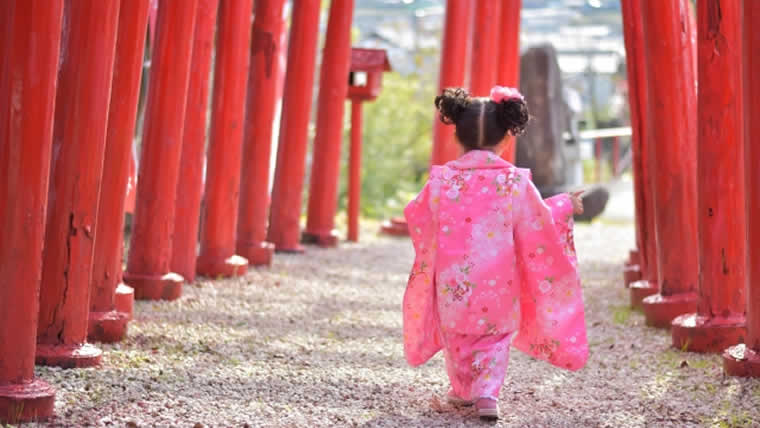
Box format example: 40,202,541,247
496,98,529,136
434,87,471,125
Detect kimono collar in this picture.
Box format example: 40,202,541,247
445,149,513,170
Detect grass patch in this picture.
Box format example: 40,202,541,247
612,305,632,325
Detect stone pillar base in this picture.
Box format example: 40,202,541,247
641,292,698,328
723,344,760,377
35,343,102,369
0,379,56,424
237,241,275,266
197,254,249,278
124,272,184,301
88,310,130,343
629,280,658,309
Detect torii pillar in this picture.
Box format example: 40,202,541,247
469,0,501,97
672,0,746,353
723,0,760,377
125,0,198,300
620,0,650,291
431,0,472,166
497,0,521,164
89,0,151,343
36,0,121,368
172,0,220,283
303,0,356,248
267,0,322,252
236,0,287,267
623,0,659,309
0,1,62,422
196,0,254,277
639,0,699,328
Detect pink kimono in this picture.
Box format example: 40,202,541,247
403,150,588,401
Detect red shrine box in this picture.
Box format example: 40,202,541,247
348,48,391,101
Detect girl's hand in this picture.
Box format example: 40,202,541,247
570,190,585,215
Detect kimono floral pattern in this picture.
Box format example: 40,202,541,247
403,150,588,373
441,332,515,401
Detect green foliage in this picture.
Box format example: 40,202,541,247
611,305,632,325
336,72,436,219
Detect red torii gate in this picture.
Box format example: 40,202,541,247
4,0,760,423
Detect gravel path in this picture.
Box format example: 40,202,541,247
21,221,760,427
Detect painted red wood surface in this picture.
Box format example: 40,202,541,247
267,0,322,252
124,0,199,300
431,0,472,166
304,0,356,247
639,0,699,327
37,0,121,368
197,0,254,277
89,0,151,344
0,0,62,422
236,0,288,266
171,0,220,283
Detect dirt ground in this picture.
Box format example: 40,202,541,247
21,221,760,427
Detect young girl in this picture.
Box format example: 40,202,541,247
402,86,588,420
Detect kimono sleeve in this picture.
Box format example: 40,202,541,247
402,179,442,367
512,171,588,371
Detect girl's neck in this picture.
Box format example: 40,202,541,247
461,147,504,157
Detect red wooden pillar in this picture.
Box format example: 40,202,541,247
497,0,521,164
303,0,355,247
36,0,120,368
723,0,760,376
236,0,287,266
639,0,699,328
197,0,253,277
347,101,363,242
172,0,220,283
620,0,648,289
124,0,199,300
267,0,322,252
671,0,746,353
497,0,521,89
623,0,658,307
469,0,501,97
89,0,151,344
0,1,61,422
37,0,120,368
431,0,472,166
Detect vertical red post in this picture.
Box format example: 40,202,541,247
196,0,253,277
0,1,61,422
723,0,760,376
347,101,363,242
622,0,658,306
639,0,699,328
236,0,287,266
267,0,322,252
89,0,151,344
469,0,501,97
303,0,356,248
124,0,199,299
431,0,472,166
36,0,120,368
621,0,646,286
497,0,521,164
672,0,746,353
172,0,220,283
497,0,521,88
